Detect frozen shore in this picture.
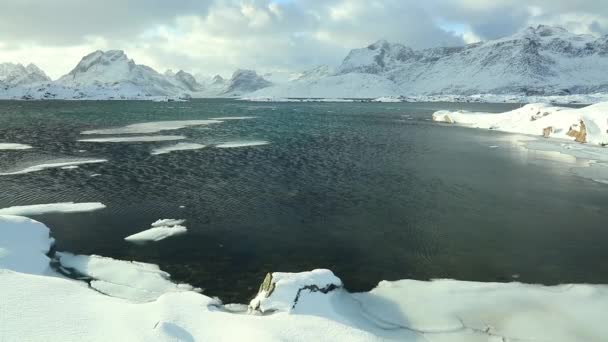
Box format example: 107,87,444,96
432,102,608,147
1,214,607,341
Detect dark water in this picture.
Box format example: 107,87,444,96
1,99,607,303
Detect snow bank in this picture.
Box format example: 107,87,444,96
216,141,270,148
78,135,186,143
0,202,106,216
57,252,197,303
353,279,608,341
0,215,54,275
151,142,206,155
3,215,608,341
81,120,223,135
0,159,107,175
433,102,608,146
0,143,33,150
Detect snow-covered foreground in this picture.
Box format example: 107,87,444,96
433,103,608,146
2,215,608,341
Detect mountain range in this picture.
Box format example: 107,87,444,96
1,25,607,100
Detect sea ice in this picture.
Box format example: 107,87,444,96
78,135,186,143
151,142,206,155
57,252,197,302
0,159,107,175
124,225,188,243
0,202,106,216
0,143,33,150
216,141,270,148
210,116,257,120
81,120,223,135
151,219,186,227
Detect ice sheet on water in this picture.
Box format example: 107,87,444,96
57,252,197,302
125,225,188,243
78,135,186,143
0,202,106,216
151,219,186,227
0,159,107,175
151,142,206,155
0,143,33,150
210,116,257,120
216,141,270,148
81,120,223,135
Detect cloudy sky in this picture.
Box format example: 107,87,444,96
1,0,607,79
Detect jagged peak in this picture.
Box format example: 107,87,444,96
368,39,390,50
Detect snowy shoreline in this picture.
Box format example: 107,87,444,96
2,214,608,341
241,93,608,105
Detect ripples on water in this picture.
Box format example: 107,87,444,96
1,99,607,302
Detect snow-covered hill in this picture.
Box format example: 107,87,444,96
252,25,608,99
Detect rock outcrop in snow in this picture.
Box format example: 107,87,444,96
249,270,343,313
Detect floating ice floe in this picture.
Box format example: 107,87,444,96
56,252,197,303
0,202,106,216
210,116,257,120
151,219,186,227
216,141,270,148
432,102,608,146
125,219,188,244
78,135,186,143
151,142,206,155
81,120,223,135
0,159,107,175
124,225,187,243
0,143,33,150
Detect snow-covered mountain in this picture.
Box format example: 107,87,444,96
251,25,608,98
0,63,51,88
2,25,608,101
166,70,204,92
221,69,272,96
56,50,187,97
